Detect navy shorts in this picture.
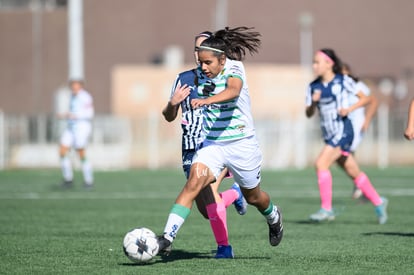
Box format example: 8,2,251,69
182,149,196,179
325,118,354,153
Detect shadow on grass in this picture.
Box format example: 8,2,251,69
363,232,414,237
119,249,211,266
119,249,271,265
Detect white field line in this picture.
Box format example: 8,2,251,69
0,189,413,200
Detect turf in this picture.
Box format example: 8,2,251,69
0,167,413,274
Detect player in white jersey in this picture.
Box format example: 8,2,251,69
157,27,283,258
340,63,378,199
58,79,94,188
306,48,387,224
161,31,247,258
404,98,414,140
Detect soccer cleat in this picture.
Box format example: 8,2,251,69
268,207,283,246
232,183,247,215
61,180,73,189
215,245,234,259
309,208,335,222
375,197,388,225
83,182,94,190
352,186,363,199
156,236,172,256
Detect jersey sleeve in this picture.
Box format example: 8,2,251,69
305,85,313,107
169,75,180,99
227,61,244,82
356,81,371,96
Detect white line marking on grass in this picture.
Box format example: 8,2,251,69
1,188,414,200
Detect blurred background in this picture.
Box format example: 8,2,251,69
0,0,413,170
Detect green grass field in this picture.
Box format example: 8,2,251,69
0,167,413,274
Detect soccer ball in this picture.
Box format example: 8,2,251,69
123,227,159,263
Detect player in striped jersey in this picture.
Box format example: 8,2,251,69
157,27,283,258
306,48,387,224
340,63,378,199
58,79,94,188
161,31,247,258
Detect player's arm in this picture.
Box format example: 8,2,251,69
191,77,241,108
162,84,191,122
404,98,414,140
362,94,378,131
306,90,320,118
339,91,370,117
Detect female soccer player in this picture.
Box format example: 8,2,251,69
161,31,247,258
157,26,283,257
305,48,388,224
340,63,378,199
58,79,94,188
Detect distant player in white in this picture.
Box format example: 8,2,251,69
340,63,378,199
58,79,94,188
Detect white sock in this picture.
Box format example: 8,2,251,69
163,213,185,242
266,205,280,225
61,156,73,181
81,158,93,185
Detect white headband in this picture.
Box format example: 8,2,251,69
198,45,224,53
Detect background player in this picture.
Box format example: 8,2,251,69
340,63,378,199
58,79,94,188
305,48,388,224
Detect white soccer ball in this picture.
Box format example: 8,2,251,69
123,227,159,263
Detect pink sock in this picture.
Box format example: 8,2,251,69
220,189,238,208
206,202,229,246
317,170,332,211
354,172,382,206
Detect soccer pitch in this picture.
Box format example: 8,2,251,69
0,167,413,274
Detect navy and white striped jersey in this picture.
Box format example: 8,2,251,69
170,69,203,150
306,74,357,142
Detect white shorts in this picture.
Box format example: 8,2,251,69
192,136,262,189
60,123,92,149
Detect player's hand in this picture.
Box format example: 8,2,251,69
361,120,370,132
312,91,321,102
191,98,209,109
404,127,414,140
338,108,350,117
170,84,191,106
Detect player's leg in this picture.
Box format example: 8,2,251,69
309,145,343,221
183,148,235,258
158,161,216,255
218,168,247,215
59,130,74,187
240,184,283,246
337,122,364,199
74,124,93,187
76,148,93,187
224,137,283,247
342,154,388,224
196,182,235,258
158,144,225,253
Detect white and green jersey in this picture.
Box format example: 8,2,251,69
196,58,255,142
